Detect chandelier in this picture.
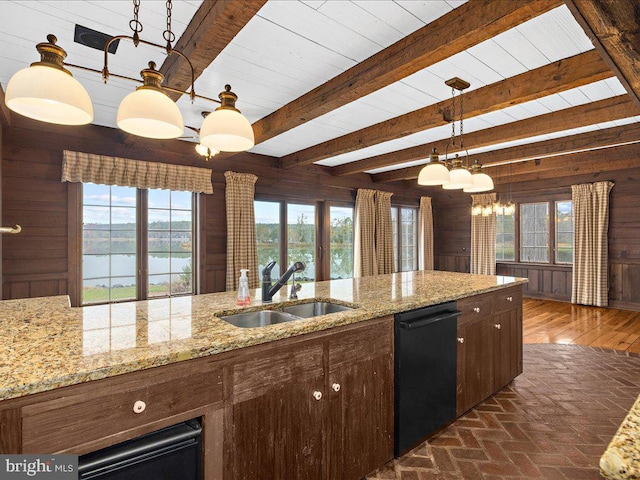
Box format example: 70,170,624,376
417,77,493,193
4,0,254,153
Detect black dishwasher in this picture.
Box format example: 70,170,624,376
394,302,461,456
78,419,202,479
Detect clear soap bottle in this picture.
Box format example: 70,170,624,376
237,269,251,306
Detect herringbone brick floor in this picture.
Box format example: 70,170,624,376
366,344,640,480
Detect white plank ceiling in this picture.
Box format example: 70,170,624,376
0,0,638,174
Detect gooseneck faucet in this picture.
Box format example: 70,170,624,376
261,261,306,303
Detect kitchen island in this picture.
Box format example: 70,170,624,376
0,270,526,479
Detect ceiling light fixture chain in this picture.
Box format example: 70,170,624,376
459,85,464,150
450,85,456,149
163,0,176,53
129,0,143,46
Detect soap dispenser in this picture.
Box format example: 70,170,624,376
237,269,251,306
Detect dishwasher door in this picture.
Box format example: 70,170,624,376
394,302,460,456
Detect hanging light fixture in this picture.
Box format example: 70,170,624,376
417,148,450,186
199,85,255,152
442,153,473,190
4,34,93,125
4,0,254,151
464,160,495,193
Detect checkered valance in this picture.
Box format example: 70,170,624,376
61,150,213,194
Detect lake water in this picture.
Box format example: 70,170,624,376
83,254,192,286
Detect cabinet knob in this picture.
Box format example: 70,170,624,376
473,307,480,313
332,383,341,392
507,296,513,302
457,337,465,344
133,400,146,414
494,323,501,330
313,391,322,401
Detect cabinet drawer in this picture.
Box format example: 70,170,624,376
492,286,522,314
457,293,493,324
22,364,222,453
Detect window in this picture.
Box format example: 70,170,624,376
287,203,316,282
392,206,418,272
555,201,574,264
329,206,354,279
496,210,515,261
520,203,550,263
82,184,195,305
255,200,282,277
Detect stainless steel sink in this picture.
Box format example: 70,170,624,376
220,310,300,328
280,301,355,318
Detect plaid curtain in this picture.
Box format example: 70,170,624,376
419,196,434,270
470,193,497,275
225,171,259,291
571,181,614,306
375,191,395,275
354,189,377,277
62,150,213,193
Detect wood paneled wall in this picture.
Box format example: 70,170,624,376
429,143,640,311
1,117,423,300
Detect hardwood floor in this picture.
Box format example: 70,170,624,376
523,298,640,354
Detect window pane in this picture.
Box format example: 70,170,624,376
82,184,137,304
556,201,574,264
400,207,417,272
329,206,353,280
255,201,282,277
288,204,315,281
147,189,194,298
495,210,515,261
520,202,549,263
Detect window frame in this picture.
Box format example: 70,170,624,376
519,202,551,264
324,202,355,280
391,205,419,273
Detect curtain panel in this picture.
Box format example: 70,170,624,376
62,150,213,193
571,181,614,307
375,191,395,275
354,189,377,277
418,196,434,270
225,171,259,291
470,193,497,275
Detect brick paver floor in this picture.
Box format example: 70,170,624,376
367,344,640,480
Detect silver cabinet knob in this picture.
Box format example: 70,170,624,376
133,400,146,414
507,296,513,302
457,337,464,344
332,383,341,392
473,307,480,313
494,323,501,330
313,391,322,401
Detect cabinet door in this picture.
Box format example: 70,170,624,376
456,318,495,416
493,307,523,390
327,318,393,480
230,341,325,480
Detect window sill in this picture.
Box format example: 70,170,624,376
497,261,572,270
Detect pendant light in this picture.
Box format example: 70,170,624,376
464,160,495,192
443,154,474,190
4,35,93,125
116,62,183,139
417,148,450,186
199,85,255,152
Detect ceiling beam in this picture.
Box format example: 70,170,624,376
159,0,267,101
281,50,612,169
565,0,640,109
333,94,639,176
372,122,640,183
251,0,562,145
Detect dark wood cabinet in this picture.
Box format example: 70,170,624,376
229,316,394,480
456,285,523,416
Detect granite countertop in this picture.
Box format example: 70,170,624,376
600,393,640,480
0,270,526,401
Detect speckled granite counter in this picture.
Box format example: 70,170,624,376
600,394,640,479
0,270,526,401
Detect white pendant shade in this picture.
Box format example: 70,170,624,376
200,108,254,152
117,88,184,139
442,166,473,190
464,172,495,192
5,65,93,125
417,162,450,186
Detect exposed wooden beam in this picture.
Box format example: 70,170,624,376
372,122,640,183
251,0,562,145
280,50,612,169
159,0,267,101
335,94,639,176
565,0,640,109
